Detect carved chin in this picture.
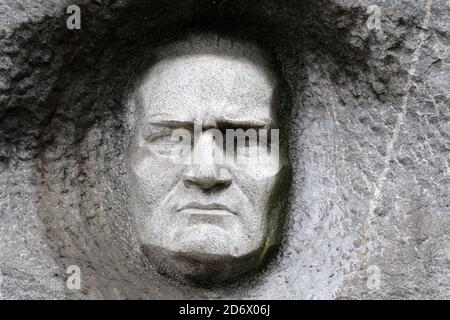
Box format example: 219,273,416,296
141,224,265,283
171,224,235,260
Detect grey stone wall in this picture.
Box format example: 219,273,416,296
0,0,448,299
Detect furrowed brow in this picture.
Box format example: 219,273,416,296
146,120,194,127
217,118,271,129
144,114,194,128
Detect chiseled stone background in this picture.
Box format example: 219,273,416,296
0,0,448,299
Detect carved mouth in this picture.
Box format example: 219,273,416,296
177,202,236,216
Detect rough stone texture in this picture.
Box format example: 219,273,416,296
0,0,448,299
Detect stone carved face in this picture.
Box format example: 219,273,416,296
127,41,290,283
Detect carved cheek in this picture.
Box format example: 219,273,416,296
129,143,186,209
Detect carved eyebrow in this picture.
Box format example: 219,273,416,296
143,115,272,128
143,114,193,127
217,118,271,129
145,119,194,127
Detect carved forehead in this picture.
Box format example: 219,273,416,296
136,35,277,121
152,34,274,70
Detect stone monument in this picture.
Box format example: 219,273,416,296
0,0,448,300
127,36,291,283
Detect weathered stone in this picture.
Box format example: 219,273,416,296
0,0,448,299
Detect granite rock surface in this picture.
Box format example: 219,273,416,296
0,0,448,299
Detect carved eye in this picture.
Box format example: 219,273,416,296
144,132,184,156
221,128,261,159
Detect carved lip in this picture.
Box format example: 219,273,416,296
177,202,236,215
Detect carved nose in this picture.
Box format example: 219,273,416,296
183,165,232,190
183,131,232,190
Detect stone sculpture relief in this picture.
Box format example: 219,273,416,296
1,0,448,300
127,36,291,283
